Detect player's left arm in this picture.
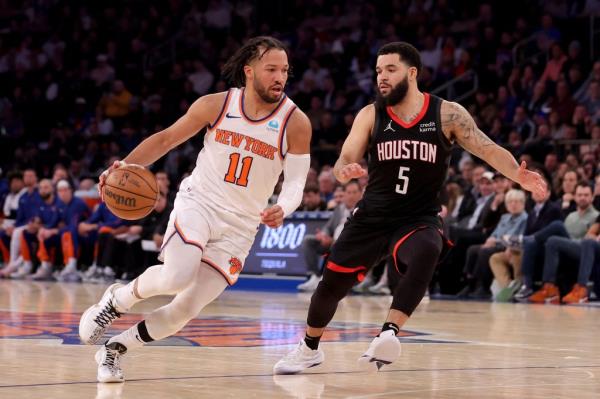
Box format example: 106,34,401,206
441,101,546,197
261,110,312,228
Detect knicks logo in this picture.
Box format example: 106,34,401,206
229,257,243,275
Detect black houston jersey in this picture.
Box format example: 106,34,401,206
361,93,453,218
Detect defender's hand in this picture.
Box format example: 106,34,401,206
516,161,546,198
339,163,367,181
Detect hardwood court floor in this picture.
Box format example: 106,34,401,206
1,280,599,398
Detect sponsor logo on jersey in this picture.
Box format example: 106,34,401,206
419,121,436,133
229,257,243,275
225,112,241,119
384,120,396,132
267,120,279,132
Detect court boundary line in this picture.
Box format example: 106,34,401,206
1,364,599,389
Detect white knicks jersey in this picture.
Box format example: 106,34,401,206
189,87,297,220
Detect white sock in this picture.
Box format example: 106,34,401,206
63,260,77,273
107,323,147,351
21,261,33,273
65,258,77,270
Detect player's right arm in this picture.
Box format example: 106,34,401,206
124,92,225,165
99,92,226,193
333,105,374,184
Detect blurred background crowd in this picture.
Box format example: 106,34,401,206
0,0,599,304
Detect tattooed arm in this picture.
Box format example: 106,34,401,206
441,101,545,196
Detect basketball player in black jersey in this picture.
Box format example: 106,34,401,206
273,42,545,374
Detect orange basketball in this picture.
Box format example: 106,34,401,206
103,164,159,220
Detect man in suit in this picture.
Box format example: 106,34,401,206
297,180,363,292
437,171,496,294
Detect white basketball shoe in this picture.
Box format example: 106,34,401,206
357,330,401,371
79,283,124,345
273,340,324,375
95,342,127,383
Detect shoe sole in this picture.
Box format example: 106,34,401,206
273,349,325,375
357,336,401,372
273,361,323,375
529,296,559,304
563,298,588,304
545,296,560,304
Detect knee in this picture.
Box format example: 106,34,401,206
547,220,563,230
403,240,442,265
164,269,195,293
581,239,595,249
315,269,356,301
489,252,504,267
545,236,562,248
466,245,478,256
398,252,440,286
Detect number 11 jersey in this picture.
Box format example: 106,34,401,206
190,87,298,220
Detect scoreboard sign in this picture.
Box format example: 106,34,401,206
242,211,331,276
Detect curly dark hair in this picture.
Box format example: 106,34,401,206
377,41,423,76
221,36,290,87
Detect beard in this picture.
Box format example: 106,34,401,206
253,78,283,104
375,75,409,108
40,193,51,201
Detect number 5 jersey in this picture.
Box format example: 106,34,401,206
362,93,453,218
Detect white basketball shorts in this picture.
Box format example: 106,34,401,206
159,178,258,285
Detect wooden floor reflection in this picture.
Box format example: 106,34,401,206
1,280,599,398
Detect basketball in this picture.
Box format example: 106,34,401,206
103,164,159,220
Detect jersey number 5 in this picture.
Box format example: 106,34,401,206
225,153,253,187
395,166,410,194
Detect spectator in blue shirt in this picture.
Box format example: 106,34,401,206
11,179,60,279
78,202,127,283
458,189,528,299
30,180,90,281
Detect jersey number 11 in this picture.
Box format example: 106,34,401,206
224,153,253,187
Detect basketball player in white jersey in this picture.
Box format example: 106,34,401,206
79,36,312,383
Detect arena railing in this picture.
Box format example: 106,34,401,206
431,69,479,102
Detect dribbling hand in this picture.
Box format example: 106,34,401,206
339,163,367,182
99,160,126,200
261,205,284,228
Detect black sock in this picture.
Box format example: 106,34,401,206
380,322,399,336
304,333,321,350
137,320,155,343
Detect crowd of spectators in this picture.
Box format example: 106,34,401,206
0,1,599,303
